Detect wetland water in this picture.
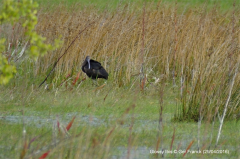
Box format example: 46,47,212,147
0,111,237,158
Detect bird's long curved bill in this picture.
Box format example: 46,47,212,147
87,58,90,69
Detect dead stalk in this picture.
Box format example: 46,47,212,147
215,59,239,146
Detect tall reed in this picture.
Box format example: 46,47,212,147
4,2,240,121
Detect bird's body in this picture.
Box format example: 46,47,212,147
82,56,108,80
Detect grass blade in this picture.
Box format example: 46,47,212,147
39,151,50,159
66,116,76,131
183,140,194,157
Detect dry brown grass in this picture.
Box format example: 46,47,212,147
34,4,239,81
4,2,240,121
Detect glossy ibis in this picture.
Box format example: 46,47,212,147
82,56,108,80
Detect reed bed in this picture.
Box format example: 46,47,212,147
20,2,239,121
2,2,240,122
1,2,240,158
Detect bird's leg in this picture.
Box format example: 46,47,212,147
104,79,108,84
92,79,98,86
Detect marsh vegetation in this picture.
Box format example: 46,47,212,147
1,0,240,158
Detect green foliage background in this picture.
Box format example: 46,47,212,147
0,0,61,85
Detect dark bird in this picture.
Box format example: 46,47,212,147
82,56,108,80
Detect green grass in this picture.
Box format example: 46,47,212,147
34,0,239,11
1,0,240,158
0,81,240,158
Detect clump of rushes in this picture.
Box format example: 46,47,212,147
3,2,240,122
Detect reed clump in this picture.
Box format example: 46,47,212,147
4,2,240,121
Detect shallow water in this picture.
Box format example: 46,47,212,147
1,112,104,128
0,111,238,158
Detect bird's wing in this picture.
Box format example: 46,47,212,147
92,67,109,79
90,59,102,65
90,60,104,70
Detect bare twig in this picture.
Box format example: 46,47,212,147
127,104,135,159
172,1,178,86
140,0,146,90
215,60,239,146
228,0,236,77
156,80,165,157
